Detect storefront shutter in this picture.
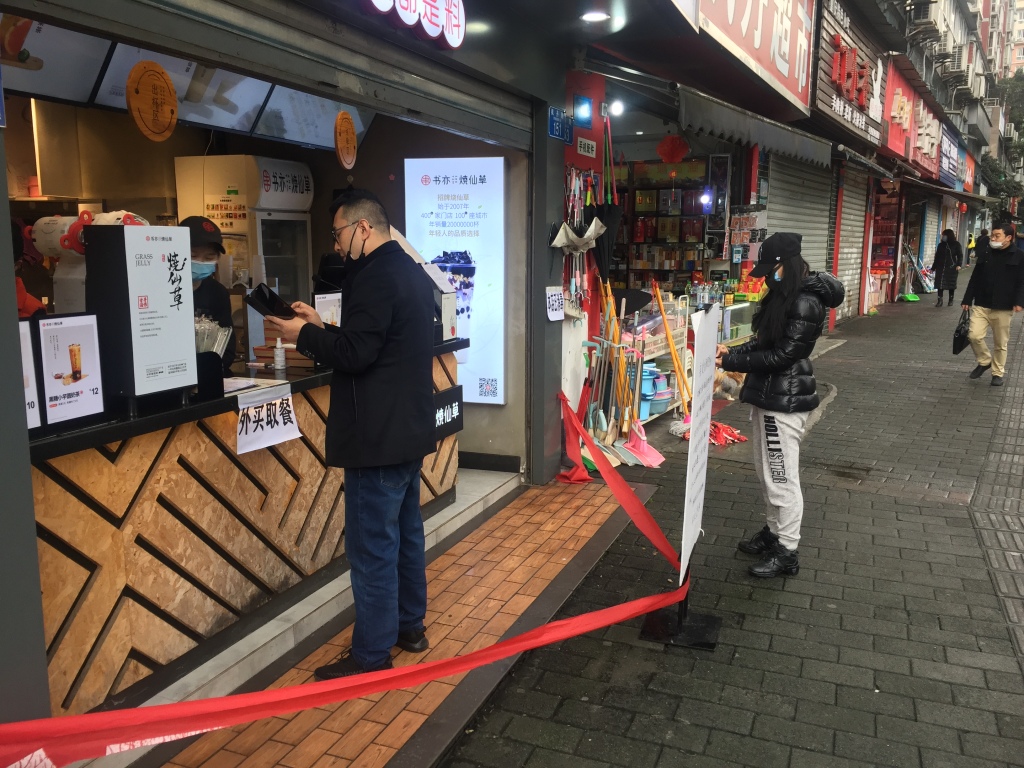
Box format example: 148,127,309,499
766,154,834,274
923,198,942,267
836,168,869,321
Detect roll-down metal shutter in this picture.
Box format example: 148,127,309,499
0,0,534,150
923,198,942,267
767,154,834,273
836,169,869,321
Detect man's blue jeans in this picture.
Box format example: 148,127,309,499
344,460,427,668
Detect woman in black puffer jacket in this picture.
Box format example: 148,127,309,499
717,233,845,579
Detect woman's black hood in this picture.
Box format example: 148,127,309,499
802,272,846,309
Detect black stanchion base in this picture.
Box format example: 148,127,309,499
640,608,722,651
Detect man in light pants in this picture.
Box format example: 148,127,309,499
961,222,1024,387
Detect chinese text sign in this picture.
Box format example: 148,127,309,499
39,315,105,424
405,157,506,405
236,384,303,454
699,0,816,112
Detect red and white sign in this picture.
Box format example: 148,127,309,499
912,99,940,179
883,62,915,159
365,0,466,48
699,0,816,113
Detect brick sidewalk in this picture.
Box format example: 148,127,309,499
443,303,1024,768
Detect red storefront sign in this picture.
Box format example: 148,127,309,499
964,153,976,193
365,0,466,48
698,0,817,113
883,62,914,158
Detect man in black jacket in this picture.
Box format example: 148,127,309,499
269,190,436,677
961,222,1024,387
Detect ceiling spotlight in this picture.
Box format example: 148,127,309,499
700,192,711,205
636,131,644,135
609,100,624,116
581,11,612,22
466,21,491,34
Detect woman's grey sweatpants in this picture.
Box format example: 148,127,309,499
749,406,810,550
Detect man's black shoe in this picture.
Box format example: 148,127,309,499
970,364,992,379
748,543,799,578
992,376,1005,387
396,629,430,653
737,525,779,555
314,653,393,680
936,297,943,307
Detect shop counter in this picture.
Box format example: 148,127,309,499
28,338,467,716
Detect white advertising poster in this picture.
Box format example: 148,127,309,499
39,315,104,424
236,384,303,454
681,303,721,577
0,17,111,103
404,157,505,404
123,226,198,396
314,293,342,327
20,321,41,429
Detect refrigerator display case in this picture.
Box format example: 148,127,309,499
175,154,314,301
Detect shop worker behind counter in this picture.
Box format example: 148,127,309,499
961,221,1024,387
269,189,436,679
182,216,236,373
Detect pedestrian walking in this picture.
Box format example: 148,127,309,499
269,189,437,677
717,233,845,578
966,232,976,266
961,222,1024,387
932,229,963,307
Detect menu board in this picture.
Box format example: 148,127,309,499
405,157,505,404
20,321,41,429
123,226,198,395
38,315,105,424
315,293,342,327
0,16,111,103
95,45,271,133
254,86,373,148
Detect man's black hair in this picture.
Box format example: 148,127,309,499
329,189,390,232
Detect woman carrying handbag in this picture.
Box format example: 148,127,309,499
932,229,963,307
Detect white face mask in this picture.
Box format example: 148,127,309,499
991,240,1007,250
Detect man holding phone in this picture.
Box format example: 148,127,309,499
268,190,436,678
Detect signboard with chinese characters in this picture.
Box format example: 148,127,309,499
364,0,466,48
20,321,41,428
236,383,303,454
699,0,816,113
815,0,885,145
912,99,940,179
122,227,198,396
939,125,959,188
404,157,506,405
883,61,914,158
38,315,104,425
433,384,464,441
252,157,314,212
963,151,976,193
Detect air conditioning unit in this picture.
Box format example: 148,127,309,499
952,44,965,70
911,0,935,23
1006,121,1016,138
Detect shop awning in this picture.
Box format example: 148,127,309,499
677,84,832,168
900,177,1000,207
836,148,893,179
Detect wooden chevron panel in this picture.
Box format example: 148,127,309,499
33,375,458,717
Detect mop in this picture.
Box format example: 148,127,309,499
652,281,692,417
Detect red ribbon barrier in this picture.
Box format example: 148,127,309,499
0,392,685,768
558,392,682,571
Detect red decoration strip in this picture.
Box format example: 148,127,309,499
558,392,682,571
0,585,687,768
0,393,686,768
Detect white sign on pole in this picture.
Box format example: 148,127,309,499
123,226,198,395
404,157,506,404
20,321,41,429
236,383,303,454
39,315,105,424
681,303,721,577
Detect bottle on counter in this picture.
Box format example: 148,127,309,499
274,337,286,370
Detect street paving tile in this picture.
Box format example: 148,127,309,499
443,302,1024,768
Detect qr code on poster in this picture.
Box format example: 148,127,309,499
478,378,498,398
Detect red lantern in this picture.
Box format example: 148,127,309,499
959,202,968,213
657,135,689,164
